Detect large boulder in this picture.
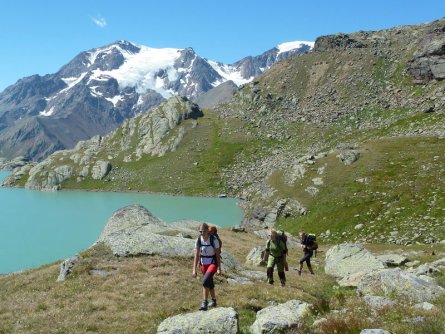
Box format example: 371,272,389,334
245,246,267,266
157,307,239,334
97,205,196,257
357,268,445,303
97,205,239,271
250,300,311,334
325,244,385,279
91,160,112,180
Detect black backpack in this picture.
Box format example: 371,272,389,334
306,234,318,251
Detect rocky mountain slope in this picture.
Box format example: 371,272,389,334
0,40,312,161
4,19,445,244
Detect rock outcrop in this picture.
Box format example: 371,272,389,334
157,307,239,334
56,254,80,282
357,268,445,303
91,160,111,180
408,20,445,83
14,96,203,190
97,205,239,271
324,244,385,279
245,246,267,266
250,300,311,334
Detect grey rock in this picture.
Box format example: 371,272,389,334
250,300,311,334
245,246,267,266
377,254,408,267
408,34,445,83
157,307,239,334
220,251,241,272
358,268,445,303
25,162,73,191
338,271,367,287
325,244,385,279
97,205,239,271
414,302,436,311
360,330,392,334
91,160,111,180
411,263,441,276
0,156,29,171
337,149,360,165
252,206,268,221
405,260,420,267
227,276,253,285
363,295,396,309
57,254,80,282
230,225,245,232
402,316,425,324
238,270,265,281
176,233,193,239
432,257,445,267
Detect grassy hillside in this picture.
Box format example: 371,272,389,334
274,136,445,243
1,232,444,334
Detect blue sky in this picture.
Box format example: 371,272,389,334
0,0,444,91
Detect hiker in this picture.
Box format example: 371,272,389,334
263,229,288,287
298,230,315,275
192,223,221,311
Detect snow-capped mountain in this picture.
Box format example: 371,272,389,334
0,40,313,160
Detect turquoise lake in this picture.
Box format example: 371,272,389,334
0,171,242,274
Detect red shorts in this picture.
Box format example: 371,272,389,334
200,263,217,275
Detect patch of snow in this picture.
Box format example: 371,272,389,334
90,45,182,98
105,95,124,107
277,41,314,56
208,61,251,86
60,72,88,94
89,86,103,98
40,106,55,117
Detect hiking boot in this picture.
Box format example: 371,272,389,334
208,298,217,307
298,270,301,276
199,300,208,311
268,280,274,285
280,281,286,287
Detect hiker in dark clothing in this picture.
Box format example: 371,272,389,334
298,231,315,275
263,229,288,287
192,223,221,311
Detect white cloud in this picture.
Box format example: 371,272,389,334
91,15,107,28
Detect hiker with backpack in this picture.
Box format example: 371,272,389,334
192,223,221,311
298,230,317,275
263,229,288,287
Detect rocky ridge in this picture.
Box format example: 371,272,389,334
3,96,202,190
